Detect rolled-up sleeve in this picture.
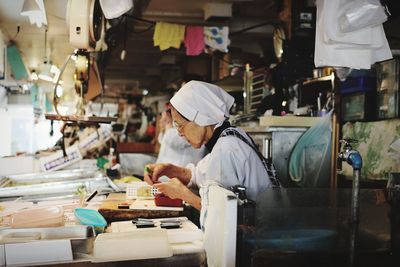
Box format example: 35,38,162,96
186,162,197,188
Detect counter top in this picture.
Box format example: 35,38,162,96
259,115,322,127
98,193,182,223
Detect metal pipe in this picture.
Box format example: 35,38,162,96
349,169,361,267
338,139,362,267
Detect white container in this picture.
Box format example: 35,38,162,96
5,239,73,265
93,229,172,262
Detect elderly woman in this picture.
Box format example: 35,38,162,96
144,81,280,210
156,105,206,167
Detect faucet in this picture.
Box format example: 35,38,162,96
337,138,363,267
337,138,363,171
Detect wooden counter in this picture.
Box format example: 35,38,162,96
98,193,181,223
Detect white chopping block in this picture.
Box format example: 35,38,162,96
92,229,173,262
4,239,73,266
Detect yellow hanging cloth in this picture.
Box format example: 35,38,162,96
153,22,185,51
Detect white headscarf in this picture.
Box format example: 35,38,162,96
170,81,235,126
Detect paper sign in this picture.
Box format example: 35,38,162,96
39,145,82,172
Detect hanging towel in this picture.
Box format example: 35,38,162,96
153,22,185,51
184,26,205,56
204,26,230,53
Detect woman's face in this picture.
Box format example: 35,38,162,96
170,107,207,149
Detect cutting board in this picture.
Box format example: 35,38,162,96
110,217,202,244
98,193,182,223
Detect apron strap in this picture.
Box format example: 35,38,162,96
220,128,281,188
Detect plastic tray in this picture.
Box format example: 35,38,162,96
10,206,64,228
126,182,159,200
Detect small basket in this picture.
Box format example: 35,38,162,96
126,182,159,200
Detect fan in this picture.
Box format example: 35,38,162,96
45,0,114,123
67,0,105,51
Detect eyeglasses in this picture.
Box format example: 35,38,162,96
173,119,188,133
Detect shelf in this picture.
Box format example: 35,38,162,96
303,74,334,85
45,114,118,124
259,116,322,127
116,142,155,154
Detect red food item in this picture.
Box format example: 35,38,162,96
154,194,183,207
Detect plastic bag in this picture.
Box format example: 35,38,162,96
289,111,332,187
339,0,388,33
100,0,133,19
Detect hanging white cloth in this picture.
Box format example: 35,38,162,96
314,0,392,69
99,0,133,19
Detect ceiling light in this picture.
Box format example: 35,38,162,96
55,85,63,98
21,0,40,13
38,62,53,82
20,0,48,28
120,49,126,61
30,70,38,80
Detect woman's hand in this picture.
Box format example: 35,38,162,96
154,178,201,210
154,178,186,199
144,163,192,185
143,163,156,185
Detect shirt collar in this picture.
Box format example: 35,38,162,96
205,120,232,153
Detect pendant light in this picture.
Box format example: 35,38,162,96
120,18,127,61
20,0,47,28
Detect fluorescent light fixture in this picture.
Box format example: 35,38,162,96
56,85,63,98
30,70,38,80
20,0,48,28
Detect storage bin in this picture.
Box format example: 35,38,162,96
74,208,107,234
